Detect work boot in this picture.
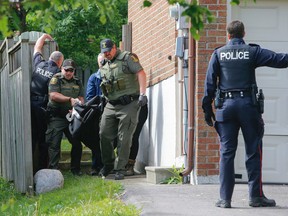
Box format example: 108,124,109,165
98,165,114,178
114,170,125,180
215,199,231,208
124,159,135,176
249,196,276,207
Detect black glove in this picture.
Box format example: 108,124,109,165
138,94,148,106
204,110,215,127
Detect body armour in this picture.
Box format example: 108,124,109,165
216,44,257,91
31,60,60,96
100,51,140,101
47,73,83,113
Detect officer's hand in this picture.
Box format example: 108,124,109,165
204,111,215,127
138,94,148,106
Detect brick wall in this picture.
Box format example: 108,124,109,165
128,0,228,179
128,0,177,86
196,0,227,177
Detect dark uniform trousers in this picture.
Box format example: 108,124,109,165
215,96,264,200
46,116,82,172
100,100,140,171
31,95,49,172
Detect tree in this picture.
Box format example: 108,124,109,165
0,0,256,40
0,0,123,39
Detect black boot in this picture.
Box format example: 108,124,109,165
215,199,231,208
249,196,276,207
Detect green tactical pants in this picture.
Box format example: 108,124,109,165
46,116,83,171
99,100,140,170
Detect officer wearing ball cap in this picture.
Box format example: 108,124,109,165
46,59,85,176
98,38,147,180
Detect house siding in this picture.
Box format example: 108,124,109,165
128,0,228,182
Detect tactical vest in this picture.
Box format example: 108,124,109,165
216,44,257,91
30,61,60,96
48,73,82,112
100,51,140,100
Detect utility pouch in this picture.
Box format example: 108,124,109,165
100,82,108,96
214,88,224,109
119,95,132,105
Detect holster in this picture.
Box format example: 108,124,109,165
214,88,224,109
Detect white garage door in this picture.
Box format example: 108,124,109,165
231,0,288,183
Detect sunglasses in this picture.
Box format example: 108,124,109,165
64,69,74,73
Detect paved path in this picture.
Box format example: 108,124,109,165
119,175,288,216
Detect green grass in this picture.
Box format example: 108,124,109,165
61,138,72,151
0,173,140,215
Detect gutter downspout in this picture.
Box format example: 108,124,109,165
181,30,196,177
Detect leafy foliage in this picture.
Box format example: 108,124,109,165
160,165,184,184
0,0,256,40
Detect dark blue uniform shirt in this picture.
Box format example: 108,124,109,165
203,38,288,111
30,52,60,96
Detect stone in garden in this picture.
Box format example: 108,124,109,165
34,169,64,194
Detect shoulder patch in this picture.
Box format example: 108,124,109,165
50,77,58,85
130,53,139,62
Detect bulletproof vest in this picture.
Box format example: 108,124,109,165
216,44,256,91
30,61,60,96
100,51,140,100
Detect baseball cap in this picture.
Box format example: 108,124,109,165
62,59,76,70
100,39,114,53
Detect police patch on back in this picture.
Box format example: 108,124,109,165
219,49,249,61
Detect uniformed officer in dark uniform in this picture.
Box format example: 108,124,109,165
46,59,84,176
98,39,147,180
202,20,288,208
30,33,64,173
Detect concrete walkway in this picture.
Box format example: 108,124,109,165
119,175,288,216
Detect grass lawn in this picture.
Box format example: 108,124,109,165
0,172,140,215
0,138,140,215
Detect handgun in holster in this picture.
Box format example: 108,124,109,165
214,88,224,109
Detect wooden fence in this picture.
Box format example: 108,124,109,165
0,32,57,193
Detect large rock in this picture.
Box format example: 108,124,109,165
34,169,64,194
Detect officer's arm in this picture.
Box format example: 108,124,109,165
49,92,71,103
34,33,53,55
254,47,288,68
137,70,147,95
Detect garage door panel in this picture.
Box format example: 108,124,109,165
231,0,288,183
235,136,288,183
232,1,288,41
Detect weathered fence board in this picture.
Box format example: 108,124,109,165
0,32,57,193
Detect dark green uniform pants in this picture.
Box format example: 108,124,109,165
100,100,139,170
46,116,82,172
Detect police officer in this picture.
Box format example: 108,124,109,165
98,39,147,180
202,20,288,208
30,33,64,173
46,59,84,176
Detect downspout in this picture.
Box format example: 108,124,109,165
181,30,196,177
